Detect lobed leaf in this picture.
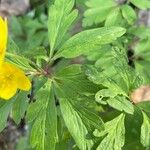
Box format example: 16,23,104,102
55,27,126,59
0,101,13,132
121,5,137,25
94,113,125,150
12,91,29,125
27,81,58,150
48,0,78,53
83,0,117,27
140,112,150,148
107,96,134,115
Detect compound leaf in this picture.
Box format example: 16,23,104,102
48,0,78,52
94,113,125,150
55,27,126,59
27,81,58,150
121,5,137,25
83,0,117,27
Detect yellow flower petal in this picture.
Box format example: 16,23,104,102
0,17,8,67
0,62,31,100
10,63,31,91
0,76,18,100
0,17,31,100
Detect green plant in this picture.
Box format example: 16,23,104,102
0,0,150,150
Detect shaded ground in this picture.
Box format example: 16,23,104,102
0,0,29,17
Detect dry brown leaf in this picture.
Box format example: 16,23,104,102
131,85,150,103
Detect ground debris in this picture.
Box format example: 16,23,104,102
131,85,150,103
0,0,30,17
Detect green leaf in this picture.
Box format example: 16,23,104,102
26,96,44,123
107,96,134,114
128,26,150,39
73,103,104,132
12,91,29,125
135,60,150,84
130,0,150,9
44,86,58,150
27,81,58,150
121,5,137,25
137,101,150,113
8,38,47,69
58,97,94,150
32,76,48,94
54,27,126,59
48,0,78,55
54,76,104,150
85,66,128,96
30,110,46,150
7,37,20,54
23,47,47,59
83,0,117,27
6,53,35,72
134,38,150,60
141,112,150,148
94,113,125,150
95,89,117,105
55,65,100,96
9,16,23,37
87,45,111,62
105,8,121,26
9,15,47,52
55,64,82,77
112,47,131,91
55,73,100,97
0,100,13,132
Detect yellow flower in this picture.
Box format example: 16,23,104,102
0,17,7,67
0,17,31,100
